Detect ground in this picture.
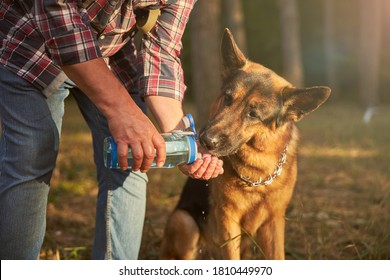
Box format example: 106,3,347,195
39,98,390,260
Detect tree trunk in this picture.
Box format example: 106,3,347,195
224,0,247,55
190,0,221,128
358,0,382,107
278,0,304,87
324,0,339,98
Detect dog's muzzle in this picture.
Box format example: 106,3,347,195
199,130,219,151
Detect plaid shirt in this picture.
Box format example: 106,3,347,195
0,0,195,100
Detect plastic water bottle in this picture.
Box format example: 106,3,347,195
103,114,199,169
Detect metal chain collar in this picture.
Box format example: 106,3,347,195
235,145,288,187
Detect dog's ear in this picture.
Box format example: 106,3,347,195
279,86,331,124
221,28,247,78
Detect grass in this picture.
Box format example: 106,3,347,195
285,103,390,260
38,97,390,259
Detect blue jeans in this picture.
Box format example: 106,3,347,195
0,64,148,259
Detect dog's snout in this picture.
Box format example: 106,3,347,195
199,130,220,151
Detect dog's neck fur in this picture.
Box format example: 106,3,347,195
227,122,297,187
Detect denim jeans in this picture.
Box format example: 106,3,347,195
0,64,148,259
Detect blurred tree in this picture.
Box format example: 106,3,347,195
241,0,281,72
224,0,247,54
190,0,221,128
324,0,339,98
358,0,382,107
278,0,304,87
380,0,390,103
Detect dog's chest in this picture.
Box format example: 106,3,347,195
211,178,269,215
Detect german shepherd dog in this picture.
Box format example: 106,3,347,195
160,29,331,260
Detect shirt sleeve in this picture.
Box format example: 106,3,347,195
136,0,196,101
34,0,101,66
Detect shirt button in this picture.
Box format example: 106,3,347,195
99,35,105,40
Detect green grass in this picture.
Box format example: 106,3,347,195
36,98,390,259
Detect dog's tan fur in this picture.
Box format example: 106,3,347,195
160,29,331,260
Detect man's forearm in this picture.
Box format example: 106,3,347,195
144,96,185,132
61,57,141,120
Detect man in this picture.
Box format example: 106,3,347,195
0,0,223,260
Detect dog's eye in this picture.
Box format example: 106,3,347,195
248,111,258,119
224,94,233,105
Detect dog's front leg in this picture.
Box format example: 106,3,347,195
213,214,242,260
257,215,286,260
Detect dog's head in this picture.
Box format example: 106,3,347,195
199,28,331,156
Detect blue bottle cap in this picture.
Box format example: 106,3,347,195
186,114,198,140
187,135,198,163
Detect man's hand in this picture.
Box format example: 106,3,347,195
178,146,224,180
107,113,166,172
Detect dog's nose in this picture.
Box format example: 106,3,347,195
199,131,219,151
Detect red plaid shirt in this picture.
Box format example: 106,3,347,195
0,0,195,100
